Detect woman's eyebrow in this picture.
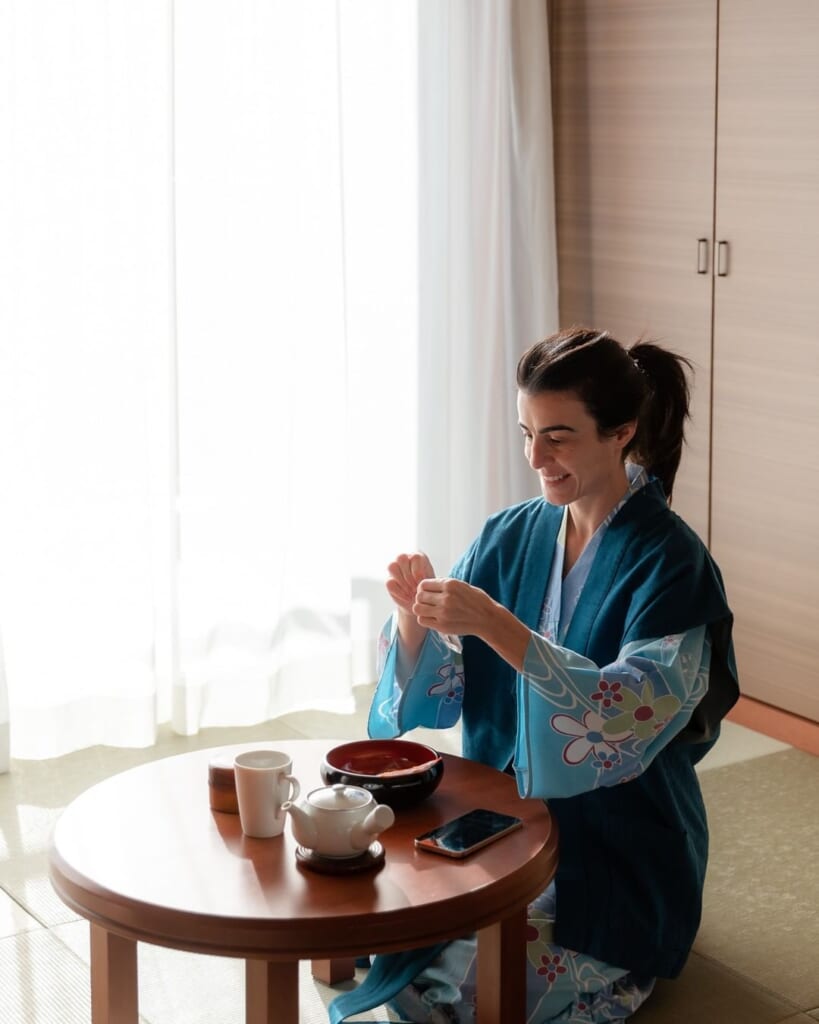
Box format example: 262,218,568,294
518,422,577,434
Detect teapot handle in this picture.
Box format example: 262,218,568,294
369,803,395,833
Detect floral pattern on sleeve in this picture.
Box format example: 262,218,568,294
368,613,465,739
515,626,710,799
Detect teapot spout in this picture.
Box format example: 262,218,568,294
282,800,318,849
350,803,395,852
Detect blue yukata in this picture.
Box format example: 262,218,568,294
329,467,739,1024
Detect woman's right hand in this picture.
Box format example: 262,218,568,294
386,552,436,615
386,552,437,665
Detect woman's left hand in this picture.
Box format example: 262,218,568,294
413,577,533,673
412,578,493,637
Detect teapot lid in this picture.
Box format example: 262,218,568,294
308,783,370,810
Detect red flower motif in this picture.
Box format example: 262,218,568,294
591,679,623,708
537,952,568,983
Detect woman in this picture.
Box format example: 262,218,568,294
330,327,739,1024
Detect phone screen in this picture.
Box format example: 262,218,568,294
414,808,523,858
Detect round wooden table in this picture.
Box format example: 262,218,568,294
49,739,558,1024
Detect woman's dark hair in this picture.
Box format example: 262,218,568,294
516,325,692,503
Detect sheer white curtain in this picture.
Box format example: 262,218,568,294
0,1,417,763
416,0,558,572
0,631,8,773
0,0,556,768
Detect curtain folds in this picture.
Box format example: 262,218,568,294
417,0,558,572
0,0,556,768
0,0,417,763
0,630,8,774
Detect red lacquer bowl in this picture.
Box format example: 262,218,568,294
320,739,445,811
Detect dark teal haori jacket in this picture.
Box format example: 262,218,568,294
454,478,739,977
331,479,740,1022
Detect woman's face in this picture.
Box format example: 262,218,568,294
516,389,636,513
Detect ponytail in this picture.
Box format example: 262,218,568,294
627,342,692,503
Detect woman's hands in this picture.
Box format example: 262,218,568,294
386,552,436,615
386,552,436,661
386,554,531,672
386,553,489,634
415,577,531,671
412,577,493,637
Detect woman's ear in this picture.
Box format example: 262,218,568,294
614,420,638,451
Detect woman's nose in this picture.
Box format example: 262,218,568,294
528,438,545,469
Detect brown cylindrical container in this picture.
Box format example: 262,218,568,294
208,753,239,813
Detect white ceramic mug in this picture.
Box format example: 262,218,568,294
233,750,300,838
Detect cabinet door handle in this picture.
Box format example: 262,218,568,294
697,238,709,274
717,240,729,277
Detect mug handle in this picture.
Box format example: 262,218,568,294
283,774,300,804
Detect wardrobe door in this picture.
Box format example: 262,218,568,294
711,0,819,721
549,0,717,541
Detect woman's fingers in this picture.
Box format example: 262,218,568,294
388,553,435,590
387,552,436,613
408,552,435,582
385,577,410,602
413,578,457,624
413,578,488,635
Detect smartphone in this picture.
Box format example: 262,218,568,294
414,808,523,859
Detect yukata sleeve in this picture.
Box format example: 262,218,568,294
514,625,711,800
366,546,477,740
367,614,465,738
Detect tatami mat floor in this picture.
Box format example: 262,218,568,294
1,685,816,1024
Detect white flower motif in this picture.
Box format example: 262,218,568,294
551,709,630,766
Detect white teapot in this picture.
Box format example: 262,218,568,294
282,783,395,858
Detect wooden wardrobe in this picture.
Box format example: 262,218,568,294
549,0,819,724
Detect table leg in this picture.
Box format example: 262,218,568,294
311,958,357,984
246,959,299,1024
89,923,138,1024
475,907,527,1024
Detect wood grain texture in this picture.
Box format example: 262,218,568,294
549,0,718,540
50,740,558,1024
550,0,819,722
89,924,137,1024
246,959,298,1024
476,909,528,1023
727,696,819,757
710,0,819,721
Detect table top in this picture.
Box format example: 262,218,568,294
50,739,558,961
